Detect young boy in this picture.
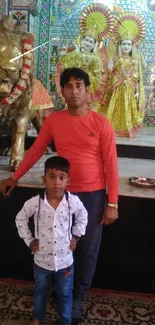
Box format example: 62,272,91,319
15,156,88,325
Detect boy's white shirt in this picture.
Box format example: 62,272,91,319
15,191,88,271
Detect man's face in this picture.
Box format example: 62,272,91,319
62,76,89,109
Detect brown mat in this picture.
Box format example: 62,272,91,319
0,279,155,325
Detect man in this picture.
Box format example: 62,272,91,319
0,68,119,324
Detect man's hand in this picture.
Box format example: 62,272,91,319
100,206,118,225
70,237,78,251
30,239,39,253
0,177,18,196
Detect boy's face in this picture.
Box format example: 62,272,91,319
42,168,69,198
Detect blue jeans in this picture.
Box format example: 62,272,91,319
33,263,73,325
73,189,106,301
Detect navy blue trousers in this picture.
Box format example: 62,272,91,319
73,189,106,301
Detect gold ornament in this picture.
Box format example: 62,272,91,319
113,11,146,45
79,3,114,42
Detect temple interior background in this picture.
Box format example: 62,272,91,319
0,0,154,125
0,0,155,297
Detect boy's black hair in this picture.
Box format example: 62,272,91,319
44,156,70,174
60,67,90,88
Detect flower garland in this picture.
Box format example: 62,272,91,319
1,37,33,106
118,56,136,82
76,40,98,69
81,52,94,68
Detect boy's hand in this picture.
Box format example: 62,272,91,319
30,239,39,253
70,236,79,251
70,237,77,251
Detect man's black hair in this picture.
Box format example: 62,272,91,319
44,156,70,174
60,67,90,88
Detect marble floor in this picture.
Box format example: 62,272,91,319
0,154,155,199
115,127,155,147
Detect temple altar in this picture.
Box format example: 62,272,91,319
0,155,155,199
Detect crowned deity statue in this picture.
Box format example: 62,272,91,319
105,12,146,138
55,3,114,112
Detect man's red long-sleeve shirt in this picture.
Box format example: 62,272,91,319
13,110,119,202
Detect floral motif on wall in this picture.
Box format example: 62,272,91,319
9,9,29,30
37,0,51,88
147,0,155,11
63,0,78,4
0,0,7,15
11,0,32,7
0,0,5,10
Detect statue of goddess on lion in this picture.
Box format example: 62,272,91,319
0,16,54,171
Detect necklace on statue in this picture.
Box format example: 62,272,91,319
120,56,134,79
121,64,133,78
81,52,94,68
